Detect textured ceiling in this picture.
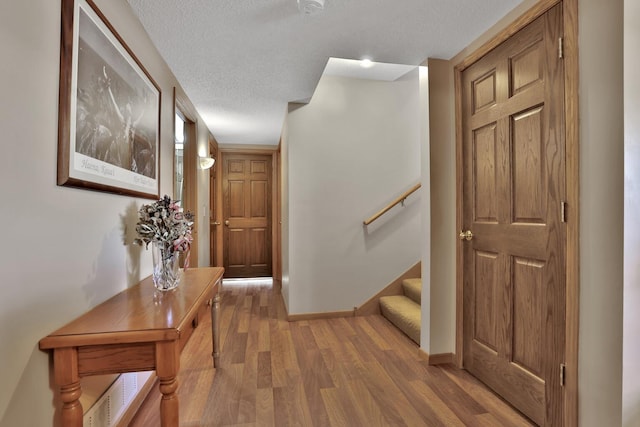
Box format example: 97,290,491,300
126,0,523,146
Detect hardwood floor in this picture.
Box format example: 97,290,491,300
129,280,535,426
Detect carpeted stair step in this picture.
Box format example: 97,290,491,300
379,295,421,344
402,278,422,305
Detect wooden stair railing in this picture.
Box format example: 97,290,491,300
363,183,421,226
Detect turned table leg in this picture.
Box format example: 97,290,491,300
211,291,221,367
158,375,179,427
53,348,83,427
60,381,83,427
156,341,180,427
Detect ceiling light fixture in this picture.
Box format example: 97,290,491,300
360,58,374,68
297,0,325,15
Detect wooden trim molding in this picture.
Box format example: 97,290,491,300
455,0,562,72
418,348,455,366
428,353,454,366
562,0,580,425
219,145,278,154
418,348,429,361
287,310,355,322
454,65,464,369
272,149,280,286
215,149,224,267
208,135,219,268
174,87,199,267
453,1,579,425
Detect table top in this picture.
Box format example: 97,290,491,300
39,267,224,349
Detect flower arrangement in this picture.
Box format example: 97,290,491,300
134,195,194,257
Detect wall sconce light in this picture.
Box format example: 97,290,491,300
199,157,215,170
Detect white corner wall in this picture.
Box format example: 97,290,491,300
196,121,212,268
0,1,209,425
280,110,291,312
579,0,624,425
284,71,423,314
623,0,640,425
418,66,433,352
425,58,456,355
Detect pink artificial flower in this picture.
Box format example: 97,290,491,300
173,236,191,252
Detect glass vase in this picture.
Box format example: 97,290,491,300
151,242,180,291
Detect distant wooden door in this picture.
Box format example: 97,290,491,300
461,5,565,426
222,153,272,278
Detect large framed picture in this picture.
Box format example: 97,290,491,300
57,0,161,199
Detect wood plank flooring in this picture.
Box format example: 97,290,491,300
129,281,535,426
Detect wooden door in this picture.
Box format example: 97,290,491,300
222,153,272,278
461,5,565,426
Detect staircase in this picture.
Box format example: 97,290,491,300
379,278,421,344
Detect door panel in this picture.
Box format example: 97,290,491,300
228,229,245,266
229,181,245,217
223,153,272,278
474,250,499,351
512,257,545,376
251,181,267,217
513,107,546,223
511,41,543,94
473,70,497,113
473,124,499,223
249,228,268,267
462,5,565,426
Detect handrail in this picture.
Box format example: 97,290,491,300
363,183,421,226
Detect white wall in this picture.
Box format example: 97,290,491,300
196,121,212,268
284,72,423,314
418,66,433,352
281,110,291,311
624,0,640,425
0,1,209,425
579,0,624,425
425,58,456,355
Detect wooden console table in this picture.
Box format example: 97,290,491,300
39,267,224,427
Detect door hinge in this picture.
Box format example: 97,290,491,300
558,37,564,59
561,201,567,223
560,363,566,387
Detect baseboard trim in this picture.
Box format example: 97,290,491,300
428,352,455,365
416,349,454,365
356,261,422,316
288,310,355,321
418,348,430,361
280,289,364,321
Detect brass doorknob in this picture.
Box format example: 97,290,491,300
224,220,230,226
459,230,473,241
213,221,221,226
